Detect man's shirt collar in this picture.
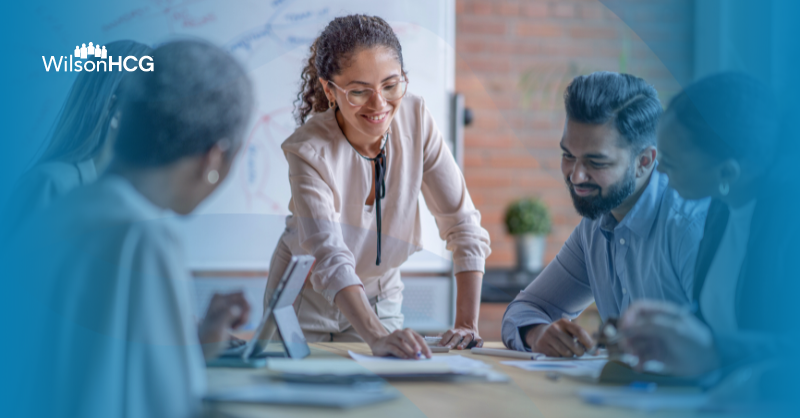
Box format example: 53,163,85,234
598,168,666,240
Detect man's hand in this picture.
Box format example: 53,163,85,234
197,292,250,360
525,319,594,357
619,300,719,376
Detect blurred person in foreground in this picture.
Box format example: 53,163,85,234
1,40,151,236
502,71,709,357
4,39,254,418
619,73,799,406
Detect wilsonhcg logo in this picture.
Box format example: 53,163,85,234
43,42,153,72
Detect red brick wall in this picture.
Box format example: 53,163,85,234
456,0,694,268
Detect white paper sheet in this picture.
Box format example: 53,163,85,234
348,351,491,371
470,347,608,361
348,351,508,382
534,353,608,361
501,359,608,378
266,358,372,375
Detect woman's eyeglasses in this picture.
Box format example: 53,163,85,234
327,77,408,107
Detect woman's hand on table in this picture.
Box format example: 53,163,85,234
334,286,431,359
370,328,432,359
440,326,483,350
445,271,484,350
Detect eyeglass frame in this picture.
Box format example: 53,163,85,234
325,75,409,107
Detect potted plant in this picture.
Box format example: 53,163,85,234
505,197,551,273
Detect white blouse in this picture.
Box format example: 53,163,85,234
8,176,206,418
276,94,491,304
2,159,97,237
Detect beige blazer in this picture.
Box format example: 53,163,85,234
266,93,491,336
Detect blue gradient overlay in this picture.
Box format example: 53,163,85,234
602,1,800,414
2,0,799,417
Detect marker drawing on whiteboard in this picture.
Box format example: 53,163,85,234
228,2,330,53
101,0,215,33
239,108,294,213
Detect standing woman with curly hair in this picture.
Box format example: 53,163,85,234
264,14,491,358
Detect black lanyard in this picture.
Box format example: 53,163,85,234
371,150,387,266
349,132,388,266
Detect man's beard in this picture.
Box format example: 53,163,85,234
567,166,636,220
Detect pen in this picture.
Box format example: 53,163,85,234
561,313,596,354
470,347,545,360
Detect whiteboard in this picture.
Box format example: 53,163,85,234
61,0,456,272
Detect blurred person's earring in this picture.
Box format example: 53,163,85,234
719,182,729,196
329,99,336,109
207,170,219,185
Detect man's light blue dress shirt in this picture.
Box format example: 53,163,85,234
502,170,709,351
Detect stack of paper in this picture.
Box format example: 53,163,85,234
348,351,509,382
267,358,375,375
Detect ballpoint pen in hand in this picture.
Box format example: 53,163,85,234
561,313,595,355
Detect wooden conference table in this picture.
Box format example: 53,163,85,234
205,341,699,418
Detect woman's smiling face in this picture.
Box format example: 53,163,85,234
321,47,405,147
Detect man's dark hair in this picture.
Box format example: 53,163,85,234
564,71,662,153
115,39,254,167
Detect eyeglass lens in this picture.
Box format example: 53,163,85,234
347,80,407,106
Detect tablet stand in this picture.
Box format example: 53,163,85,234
208,307,309,368
208,255,315,368
271,305,310,359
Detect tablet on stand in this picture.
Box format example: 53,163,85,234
207,255,314,368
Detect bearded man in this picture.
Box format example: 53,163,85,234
501,72,709,357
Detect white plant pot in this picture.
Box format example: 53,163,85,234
515,234,546,273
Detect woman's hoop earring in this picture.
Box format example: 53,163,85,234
329,99,336,109
207,170,220,185
719,182,730,196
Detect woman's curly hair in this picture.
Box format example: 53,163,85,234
295,14,405,125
